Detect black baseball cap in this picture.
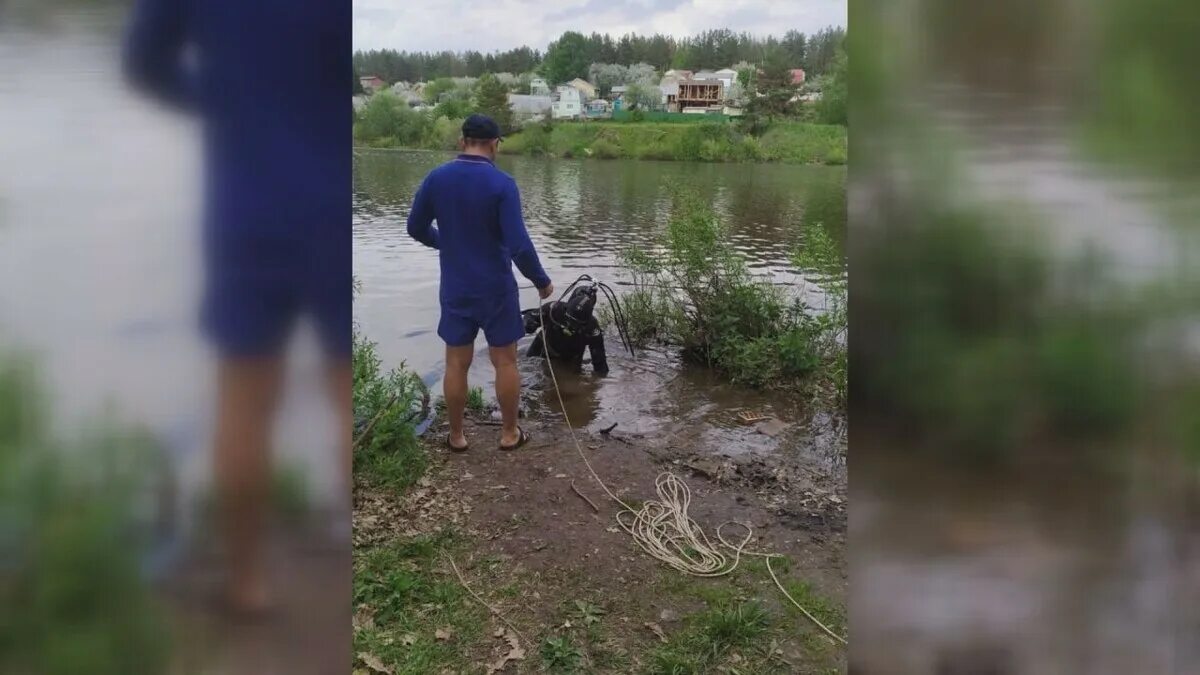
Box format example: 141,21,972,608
462,113,502,140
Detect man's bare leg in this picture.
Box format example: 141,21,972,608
490,343,521,447
213,357,283,613
444,344,474,449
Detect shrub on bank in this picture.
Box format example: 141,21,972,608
619,192,846,394
352,330,428,488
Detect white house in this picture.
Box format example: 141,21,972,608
551,85,584,119
529,76,551,96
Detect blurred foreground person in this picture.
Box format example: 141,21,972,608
407,114,554,452
123,0,351,614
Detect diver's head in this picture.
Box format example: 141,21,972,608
564,285,598,324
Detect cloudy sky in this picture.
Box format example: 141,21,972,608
354,0,846,53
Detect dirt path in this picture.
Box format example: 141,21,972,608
354,411,847,674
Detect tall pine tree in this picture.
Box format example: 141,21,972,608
474,73,514,133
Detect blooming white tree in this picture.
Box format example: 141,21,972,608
626,62,658,86
588,63,628,96
624,82,659,110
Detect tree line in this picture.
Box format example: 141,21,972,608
354,26,845,86
354,46,542,86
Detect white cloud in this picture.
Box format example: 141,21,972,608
352,0,846,53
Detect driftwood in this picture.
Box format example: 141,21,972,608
570,480,600,513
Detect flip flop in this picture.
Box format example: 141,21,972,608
446,435,470,453
498,427,530,452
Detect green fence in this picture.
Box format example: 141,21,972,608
611,110,732,124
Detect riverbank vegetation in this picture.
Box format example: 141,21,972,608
352,329,429,489
615,192,846,402
354,101,847,165
501,120,846,164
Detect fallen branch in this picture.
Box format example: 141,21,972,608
599,422,618,435
570,480,600,513
352,392,398,453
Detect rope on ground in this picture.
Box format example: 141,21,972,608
538,309,848,646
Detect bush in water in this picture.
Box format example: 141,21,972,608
619,191,845,394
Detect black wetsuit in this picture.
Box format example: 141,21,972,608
523,300,609,374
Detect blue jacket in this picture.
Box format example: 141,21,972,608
407,155,551,301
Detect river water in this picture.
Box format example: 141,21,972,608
352,149,846,459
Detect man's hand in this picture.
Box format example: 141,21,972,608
538,282,554,300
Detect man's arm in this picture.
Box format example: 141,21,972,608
122,0,195,109
406,179,441,249
498,179,550,290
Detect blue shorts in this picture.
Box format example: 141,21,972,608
201,225,351,359
439,292,523,348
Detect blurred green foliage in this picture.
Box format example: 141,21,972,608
849,0,1200,464
1085,0,1200,176
0,353,170,674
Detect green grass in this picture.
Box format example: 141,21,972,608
353,530,488,674
782,580,846,639
466,385,486,414
500,120,845,165
647,601,771,674
612,110,733,123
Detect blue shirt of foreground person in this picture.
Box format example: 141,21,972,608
407,114,553,452
122,0,351,357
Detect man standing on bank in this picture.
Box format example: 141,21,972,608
407,114,553,452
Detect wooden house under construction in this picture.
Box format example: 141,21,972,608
669,78,724,113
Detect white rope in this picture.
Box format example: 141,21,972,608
537,311,847,646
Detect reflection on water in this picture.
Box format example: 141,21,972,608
353,149,846,462
854,446,1198,674
851,5,1200,668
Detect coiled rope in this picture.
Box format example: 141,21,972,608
538,306,847,646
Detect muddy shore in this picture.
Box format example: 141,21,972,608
354,406,847,673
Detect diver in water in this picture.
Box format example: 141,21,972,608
523,284,609,374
